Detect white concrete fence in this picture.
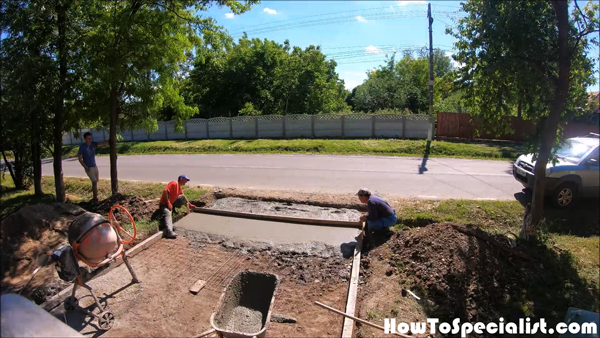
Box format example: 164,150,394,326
63,113,434,145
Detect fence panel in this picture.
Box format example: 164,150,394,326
257,115,284,138
314,114,342,138
165,121,185,140
132,129,147,141
187,119,208,139
148,122,166,140
564,123,599,138
374,114,404,138
403,115,431,139
285,115,312,138
232,116,256,138
208,117,230,139
344,114,372,138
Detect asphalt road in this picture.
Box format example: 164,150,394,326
42,154,522,200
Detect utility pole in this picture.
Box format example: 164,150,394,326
427,3,434,116
427,3,435,141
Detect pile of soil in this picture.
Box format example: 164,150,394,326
0,203,86,303
82,193,159,222
362,223,531,323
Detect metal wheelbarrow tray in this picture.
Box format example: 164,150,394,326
210,270,279,338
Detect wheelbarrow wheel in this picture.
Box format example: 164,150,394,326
98,311,115,331
64,296,78,312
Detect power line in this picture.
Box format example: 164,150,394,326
231,12,433,37
229,5,429,34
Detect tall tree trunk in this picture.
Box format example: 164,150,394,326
109,88,119,195
521,0,571,240
31,110,43,197
31,141,43,196
53,0,67,203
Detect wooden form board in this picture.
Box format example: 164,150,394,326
341,233,362,338
193,207,361,229
190,279,207,294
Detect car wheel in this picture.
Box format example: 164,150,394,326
553,183,578,208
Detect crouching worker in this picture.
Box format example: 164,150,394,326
159,175,197,239
357,188,397,239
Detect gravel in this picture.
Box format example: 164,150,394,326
208,197,362,222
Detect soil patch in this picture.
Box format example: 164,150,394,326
52,236,351,337
79,193,159,223
0,203,86,303
208,197,362,221
1,194,160,305
357,223,599,337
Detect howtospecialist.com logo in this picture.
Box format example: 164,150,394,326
384,318,598,337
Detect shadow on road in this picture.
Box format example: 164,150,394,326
514,190,599,237
418,140,431,174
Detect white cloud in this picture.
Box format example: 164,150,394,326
444,51,453,57
389,5,395,12
263,7,277,15
397,0,427,6
365,45,384,55
344,71,365,76
355,15,368,22
224,13,235,19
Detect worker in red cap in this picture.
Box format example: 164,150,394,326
159,175,196,238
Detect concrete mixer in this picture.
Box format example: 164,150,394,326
51,206,139,331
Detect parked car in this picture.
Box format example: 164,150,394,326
513,133,599,208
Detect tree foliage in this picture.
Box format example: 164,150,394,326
450,0,599,238
349,49,455,114
187,37,349,117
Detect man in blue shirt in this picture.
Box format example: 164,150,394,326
78,132,108,204
357,188,397,238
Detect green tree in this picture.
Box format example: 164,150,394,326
189,37,349,117
450,0,599,238
79,0,257,195
352,50,454,113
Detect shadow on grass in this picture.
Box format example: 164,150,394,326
514,190,599,237
94,143,135,155
0,190,54,220
412,229,598,330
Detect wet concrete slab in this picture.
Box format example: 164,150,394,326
175,213,359,247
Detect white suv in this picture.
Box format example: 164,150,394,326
513,134,599,208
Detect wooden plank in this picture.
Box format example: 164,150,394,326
341,232,362,338
189,279,207,294
192,207,361,229
41,231,163,312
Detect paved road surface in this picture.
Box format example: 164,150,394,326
42,154,522,200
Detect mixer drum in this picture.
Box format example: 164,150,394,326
69,212,119,263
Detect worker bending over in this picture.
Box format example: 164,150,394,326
159,175,196,239
357,188,397,237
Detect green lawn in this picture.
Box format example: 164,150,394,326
61,139,525,160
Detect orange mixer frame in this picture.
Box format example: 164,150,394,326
63,205,140,331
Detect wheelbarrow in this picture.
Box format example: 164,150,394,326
209,271,279,338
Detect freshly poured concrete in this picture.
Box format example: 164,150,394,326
176,213,359,247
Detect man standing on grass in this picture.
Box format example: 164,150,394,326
78,132,108,204
357,188,397,239
159,175,197,239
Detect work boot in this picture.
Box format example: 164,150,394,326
164,229,178,239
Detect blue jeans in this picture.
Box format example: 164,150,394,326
367,213,397,231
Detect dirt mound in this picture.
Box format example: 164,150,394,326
364,223,530,323
1,203,86,303
84,193,158,222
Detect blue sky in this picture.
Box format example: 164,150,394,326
206,0,600,92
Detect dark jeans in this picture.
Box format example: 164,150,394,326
159,195,186,234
